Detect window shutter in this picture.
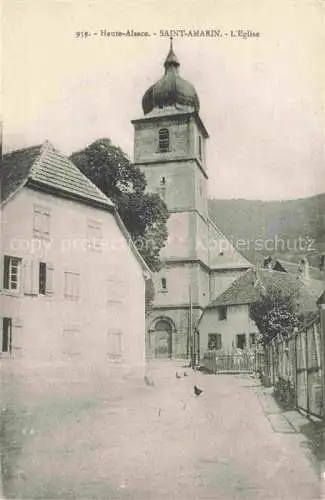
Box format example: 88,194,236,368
33,209,42,234
0,255,4,290
46,264,54,295
23,259,32,295
3,255,9,289
31,260,39,295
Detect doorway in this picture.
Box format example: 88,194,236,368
154,319,173,358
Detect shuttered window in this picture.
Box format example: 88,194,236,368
3,256,21,292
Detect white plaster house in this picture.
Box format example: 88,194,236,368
0,141,150,366
198,265,324,357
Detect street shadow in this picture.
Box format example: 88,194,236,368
299,420,325,464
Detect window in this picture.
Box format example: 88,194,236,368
64,272,80,300
198,136,202,159
249,333,256,348
218,306,227,321
62,327,81,358
236,334,246,350
160,176,166,186
158,128,169,152
1,318,12,353
87,221,102,251
208,333,222,350
3,256,21,292
39,262,47,295
161,277,167,291
107,275,125,303
107,331,122,360
33,205,50,237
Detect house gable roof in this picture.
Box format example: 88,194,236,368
1,141,151,275
207,268,323,313
1,141,113,209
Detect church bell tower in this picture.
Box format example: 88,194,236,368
132,40,211,358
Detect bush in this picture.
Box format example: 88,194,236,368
274,377,296,410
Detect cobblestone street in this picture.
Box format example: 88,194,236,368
1,361,321,499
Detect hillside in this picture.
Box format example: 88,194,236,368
208,193,325,267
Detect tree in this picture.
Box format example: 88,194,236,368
70,138,169,270
145,278,155,317
249,282,300,346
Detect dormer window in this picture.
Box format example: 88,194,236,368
158,128,169,152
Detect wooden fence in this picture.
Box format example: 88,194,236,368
258,312,323,419
202,311,323,419
202,350,257,374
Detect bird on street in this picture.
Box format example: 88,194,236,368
144,375,155,387
176,372,181,379
184,372,188,377
194,385,203,396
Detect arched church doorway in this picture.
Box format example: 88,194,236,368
154,319,173,358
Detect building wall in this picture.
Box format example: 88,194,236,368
209,270,246,302
0,187,146,366
198,304,259,355
152,262,209,309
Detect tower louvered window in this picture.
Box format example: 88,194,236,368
158,128,169,152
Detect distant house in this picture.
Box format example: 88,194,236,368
0,141,150,366
198,266,324,356
271,257,325,282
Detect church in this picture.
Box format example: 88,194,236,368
132,41,251,359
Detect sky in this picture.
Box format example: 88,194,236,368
2,0,325,200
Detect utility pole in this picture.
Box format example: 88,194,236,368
189,284,194,369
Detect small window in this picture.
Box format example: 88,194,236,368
160,176,166,186
236,334,246,350
87,221,102,251
218,306,227,321
2,318,12,353
3,256,21,292
33,205,50,237
161,278,167,291
158,128,169,152
208,333,222,350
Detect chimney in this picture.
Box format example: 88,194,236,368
263,255,273,271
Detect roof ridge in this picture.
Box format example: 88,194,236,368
207,216,252,267
3,144,43,157
28,141,114,208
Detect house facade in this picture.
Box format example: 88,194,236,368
198,264,324,358
0,141,149,367
132,41,251,358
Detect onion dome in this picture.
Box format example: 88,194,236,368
142,39,200,115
